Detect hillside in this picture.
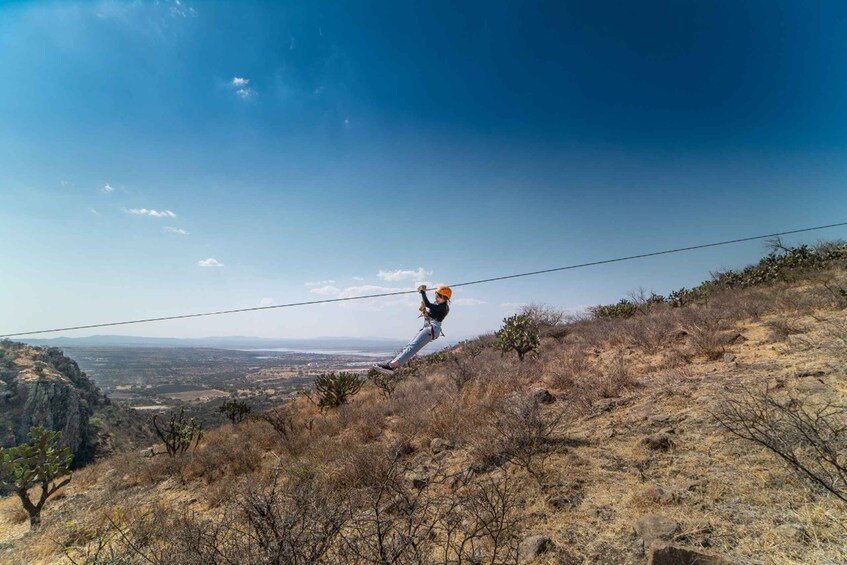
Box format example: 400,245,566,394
0,343,153,466
2,246,847,563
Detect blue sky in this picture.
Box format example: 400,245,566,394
1,0,846,340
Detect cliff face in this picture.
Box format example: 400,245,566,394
0,341,107,467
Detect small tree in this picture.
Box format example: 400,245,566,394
314,372,364,410
0,427,72,528
220,398,252,424
152,409,203,457
494,314,539,361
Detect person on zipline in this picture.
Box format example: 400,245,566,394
374,284,451,374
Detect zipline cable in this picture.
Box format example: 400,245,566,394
3,220,846,338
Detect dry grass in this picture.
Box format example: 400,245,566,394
3,268,847,564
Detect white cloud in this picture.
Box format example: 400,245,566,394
198,258,223,267
310,285,341,296
90,209,101,216
453,298,486,306
232,76,249,86
124,208,176,218
236,88,254,99
352,276,365,281
163,227,189,235
500,302,526,312
259,298,275,307
102,183,114,193
377,267,432,281
306,280,335,287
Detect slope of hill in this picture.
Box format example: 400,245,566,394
2,246,846,563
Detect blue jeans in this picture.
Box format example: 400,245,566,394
392,321,441,366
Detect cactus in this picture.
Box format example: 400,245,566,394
219,398,252,424
0,427,72,528
314,372,364,410
152,409,203,457
494,314,540,361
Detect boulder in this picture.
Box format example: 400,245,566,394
717,332,746,345
530,387,555,404
647,543,734,565
634,514,679,547
518,535,553,563
642,433,675,451
430,437,454,454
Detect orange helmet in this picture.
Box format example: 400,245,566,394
435,285,452,300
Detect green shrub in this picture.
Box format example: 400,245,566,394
0,427,72,528
590,299,639,319
494,314,540,361
314,372,364,410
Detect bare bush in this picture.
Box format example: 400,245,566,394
448,340,486,392
439,472,522,564
259,405,314,457
595,349,635,398
338,446,443,563
473,392,570,486
237,469,347,563
683,310,728,361
368,367,405,400
713,386,847,504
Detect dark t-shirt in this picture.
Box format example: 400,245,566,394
421,290,449,322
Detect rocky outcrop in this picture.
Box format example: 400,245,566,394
0,341,107,466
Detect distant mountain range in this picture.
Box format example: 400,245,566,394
19,335,419,352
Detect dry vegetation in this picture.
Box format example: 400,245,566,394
2,259,847,564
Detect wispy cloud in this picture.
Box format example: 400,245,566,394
453,298,486,306
310,285,341,296
306,280,335,287
198,258,223,267
259,298,275,307
90,209,101,216
170,0,197,18
230,77,255,99
163,226,189,235
352,276,364,282
102,183,114,193
500,302,526,312
377,267,432,281
124,208,176,218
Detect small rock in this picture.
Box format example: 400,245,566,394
642,433,674,451
563,452,588,466
649,414,672,426
680,479,706,492
531,387,555,404
430,438,454,454
670,330,689,342
405,469,429,489
718,332,746,345
634,514,679,547
774,523,806,542
518,535,553,563
723,353,737,363
647,543,734,565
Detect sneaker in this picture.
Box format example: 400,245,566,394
373,363,395,375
